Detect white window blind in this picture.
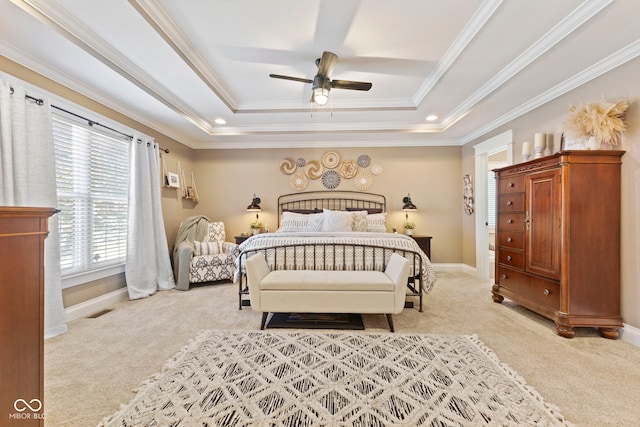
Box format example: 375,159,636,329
487,170,497,228
53,114,130,277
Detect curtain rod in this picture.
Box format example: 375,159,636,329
9,86,170,153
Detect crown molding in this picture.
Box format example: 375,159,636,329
0,39,201,148
11,0,218,134
441,0,614,134
460,38,640,145
413,0,503,106
128,0,239,112
191,137,461,150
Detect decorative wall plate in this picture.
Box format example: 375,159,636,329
280,158,296,175
304,160,324,179
371,163,383,175
322,151,340,169
321,170,341,189
289,173,308,191
339,160,358,179
357,154,371,168
353,171,373,191
296,157,306,167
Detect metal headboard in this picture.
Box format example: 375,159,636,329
278,190,386,227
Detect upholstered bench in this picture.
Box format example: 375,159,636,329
245,252,410,331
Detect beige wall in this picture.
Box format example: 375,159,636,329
461,55,640,329
186,146,462,264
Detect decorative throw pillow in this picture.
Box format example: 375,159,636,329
351,210,369,232
280,212,309,232
306,212,324,231
321,209,353,232
366,212,387,232
193,241,220,256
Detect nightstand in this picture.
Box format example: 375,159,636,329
409,235,432,259
235,235,250,245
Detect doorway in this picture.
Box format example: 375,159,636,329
473,130,514,280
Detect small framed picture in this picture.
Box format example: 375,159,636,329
186,186,195,198
166,172,180,188
560,134,587,150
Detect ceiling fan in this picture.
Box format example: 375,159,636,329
269,51,373,106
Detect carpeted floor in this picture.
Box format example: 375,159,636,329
98,330,570,426
45,272,640,426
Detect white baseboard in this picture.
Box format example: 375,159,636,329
621,323,640,347
431,263,470,273
64,287,129,323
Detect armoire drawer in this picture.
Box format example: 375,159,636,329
498,213,525,231
498,250,524,269
498,175,525,194
498,193,524,212
497,268,560,311
498,231,524,250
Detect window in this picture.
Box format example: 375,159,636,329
487,170,497,228
53,113,130,280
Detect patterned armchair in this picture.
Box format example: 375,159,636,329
173,219,239,290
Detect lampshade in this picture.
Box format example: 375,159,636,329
313,87,329,106
312,75,330,106
247,194,261,211
402,194,417,211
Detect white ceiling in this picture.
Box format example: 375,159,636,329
1,0,639,149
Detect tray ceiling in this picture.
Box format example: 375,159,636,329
1,0,639,148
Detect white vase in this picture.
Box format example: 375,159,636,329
405,229,413,236
252,229,259,235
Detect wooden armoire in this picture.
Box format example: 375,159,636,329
492,150,624,339
1,206,57,426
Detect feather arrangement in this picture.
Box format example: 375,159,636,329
564,99,628,145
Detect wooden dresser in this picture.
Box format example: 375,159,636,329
492,151,623,339
1,206,57,426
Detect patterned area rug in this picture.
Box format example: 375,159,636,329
99,330,571,426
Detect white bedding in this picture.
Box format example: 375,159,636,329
236,231,437,294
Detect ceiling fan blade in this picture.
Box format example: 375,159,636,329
317,51,338,77
331,79,372,91
269,74,313,84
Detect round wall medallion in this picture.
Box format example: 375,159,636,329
322,151,340,169
296,157,306,167
353,170,373,191
289,173,308,191
321,170,341,189
339,160,358,179
280,158,296,175
357,154,371,168
304,160,324,179
371,163,383,175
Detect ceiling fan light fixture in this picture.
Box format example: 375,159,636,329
313,87,329,106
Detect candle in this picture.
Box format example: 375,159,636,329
522,141,531,155
534,132,546,148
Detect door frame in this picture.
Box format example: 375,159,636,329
473,130,514,279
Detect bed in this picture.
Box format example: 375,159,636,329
235,191,437,311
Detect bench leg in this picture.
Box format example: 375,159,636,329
260,312,269,330
386,314,395,332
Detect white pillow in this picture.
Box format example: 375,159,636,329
351,210,368,232
306,213,324,231
193,241,220,256
280,212,309,232
366,213,387,232
321,209,353,232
